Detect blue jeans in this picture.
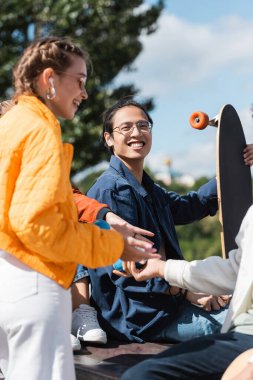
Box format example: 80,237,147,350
150,299,228,342
73,264,89,282
121,331,253,380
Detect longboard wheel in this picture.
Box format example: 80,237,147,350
189,111,209,130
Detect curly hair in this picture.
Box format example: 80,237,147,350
13,36,90,100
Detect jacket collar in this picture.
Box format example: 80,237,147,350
17,95,60,128
109,155,155,198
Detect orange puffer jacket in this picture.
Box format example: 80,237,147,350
0,95,123,288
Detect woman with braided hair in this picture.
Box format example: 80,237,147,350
0,36,159,380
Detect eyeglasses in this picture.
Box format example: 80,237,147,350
112,120,153,136
56,70,87,92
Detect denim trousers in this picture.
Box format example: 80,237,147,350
121,331,253,380
0,250,75,380
150,299,228,343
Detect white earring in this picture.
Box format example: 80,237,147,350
46,78,56,100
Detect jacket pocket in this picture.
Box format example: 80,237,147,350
0,251,38,303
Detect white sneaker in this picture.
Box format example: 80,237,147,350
72,304,107,344
70,333,81,351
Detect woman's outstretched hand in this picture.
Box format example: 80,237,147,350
120,239,160,264
105,211,154,241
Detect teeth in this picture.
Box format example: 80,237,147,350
73,100,80,106
130,142,144,147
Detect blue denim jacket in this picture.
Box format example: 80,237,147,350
87,156,218,342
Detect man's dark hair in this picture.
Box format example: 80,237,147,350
102,97,153,154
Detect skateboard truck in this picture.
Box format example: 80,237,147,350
189,111,219,129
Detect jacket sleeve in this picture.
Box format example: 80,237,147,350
166,178,218,224
164,249,240,295
87,182,139,227
165,200,253,296
72,186,110,223
9,125,123,267
165,203,253,295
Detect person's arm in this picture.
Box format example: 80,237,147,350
123,205,253,305
9,125,158,267
221,349,253,380
163,248,240,295
164,204,253,295
127,206,253,295
72,185,110,223
169,149,251,223
87,183,155,243
105,211,155,240
72,186,154,240
167,178,218,224
126,246,240,296
229,363,253,380
185,292,231,311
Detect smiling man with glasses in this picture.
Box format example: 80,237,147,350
70,97,232,346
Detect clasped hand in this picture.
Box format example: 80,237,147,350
113,258,231,311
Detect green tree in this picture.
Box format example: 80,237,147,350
0,0,164,173
176,215,221,261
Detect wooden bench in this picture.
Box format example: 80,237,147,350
74,341,171,380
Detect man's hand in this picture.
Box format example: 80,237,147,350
114,258,165,279
186,292,231,311
244,144,253,166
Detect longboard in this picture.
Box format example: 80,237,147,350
190,104,252,258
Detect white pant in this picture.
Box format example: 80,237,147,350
0,250,75,380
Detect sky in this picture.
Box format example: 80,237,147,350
115,0,253,180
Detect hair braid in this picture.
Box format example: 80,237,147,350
13,36,89,100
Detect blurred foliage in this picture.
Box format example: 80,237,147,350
176,215,221,261
0,0,164,173
77,169,105,194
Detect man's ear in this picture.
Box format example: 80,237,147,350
104,132,114,148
